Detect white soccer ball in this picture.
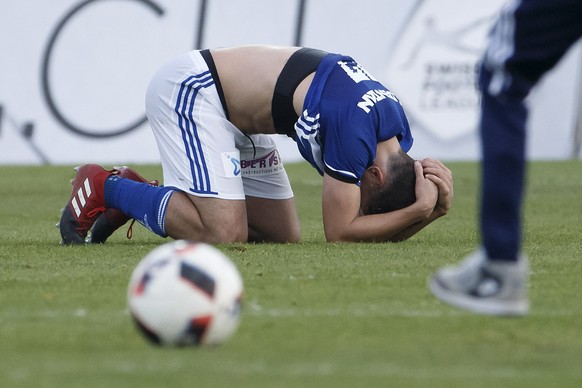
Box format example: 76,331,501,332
127,240,243,347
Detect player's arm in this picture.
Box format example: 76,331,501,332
322,161,438,242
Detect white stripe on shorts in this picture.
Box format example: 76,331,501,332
173,70,218,195
484,0,521,96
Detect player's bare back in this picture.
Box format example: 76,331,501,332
210,45,313,135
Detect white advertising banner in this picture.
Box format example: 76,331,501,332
383,0,582,160
0,0,580,165
385,0,507,142
1,0,201,165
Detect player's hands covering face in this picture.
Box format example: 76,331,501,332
420,158,453,217
413,161,438,217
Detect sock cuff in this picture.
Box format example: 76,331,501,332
103,175,122,207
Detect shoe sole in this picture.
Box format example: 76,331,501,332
59,205,87,245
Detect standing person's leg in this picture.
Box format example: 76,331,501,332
481,0,582,261
479,68,527,262
429,0,582,315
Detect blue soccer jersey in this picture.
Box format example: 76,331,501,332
294,54,413,184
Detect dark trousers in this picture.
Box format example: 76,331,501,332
478,0,582,260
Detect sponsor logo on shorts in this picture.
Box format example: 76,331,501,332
241,150,283,175
221,151,241,177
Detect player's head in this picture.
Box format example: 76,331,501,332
360,149,416,215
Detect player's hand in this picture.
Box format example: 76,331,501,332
414,160,438,217
421,158,453,216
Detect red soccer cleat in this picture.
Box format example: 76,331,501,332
59,164,112,245
88,166,158,244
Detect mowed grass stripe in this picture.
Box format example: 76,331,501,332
0,160,581,388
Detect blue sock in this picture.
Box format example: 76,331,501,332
104,176,175,237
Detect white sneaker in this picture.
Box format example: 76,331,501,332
429,249,529,316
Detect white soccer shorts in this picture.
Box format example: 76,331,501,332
145,50,294,200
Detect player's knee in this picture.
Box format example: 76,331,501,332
165,213,247,243
207,222,248,244
283,224,301,243
250,223,300,243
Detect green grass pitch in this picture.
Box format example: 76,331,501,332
1,161,581,387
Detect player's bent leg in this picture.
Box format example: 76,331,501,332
163,191,248,244
245,196,300,243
